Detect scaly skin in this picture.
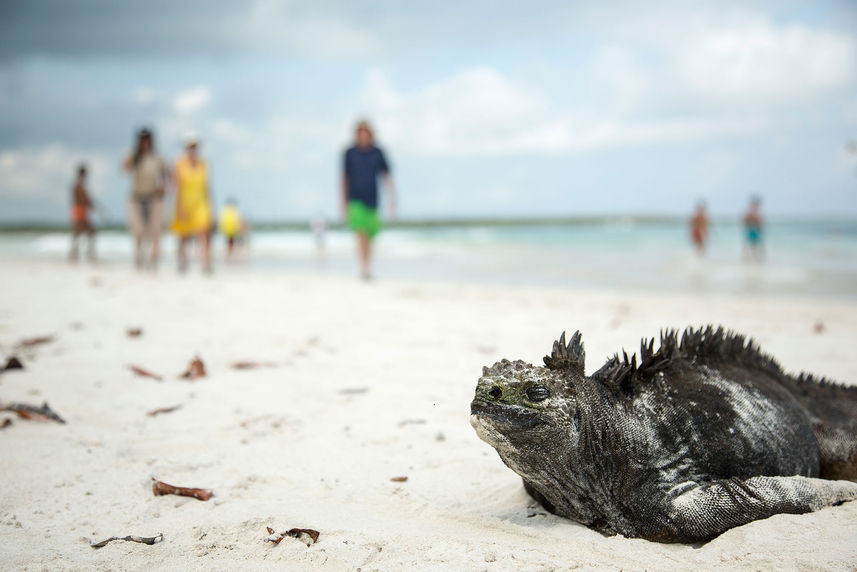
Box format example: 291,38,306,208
470,327,857,543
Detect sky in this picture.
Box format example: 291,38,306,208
1,0,856,223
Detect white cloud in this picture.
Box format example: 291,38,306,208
0,145,111,200
362,68,550,155
360,68,762,156
677,20,855,101
132,86,161,105
589,46,653,112
207,112,346,176
173,85,211,115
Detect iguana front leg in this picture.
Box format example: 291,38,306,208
654,476,857,542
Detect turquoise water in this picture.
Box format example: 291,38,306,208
377,220,857,296
2,220,856,297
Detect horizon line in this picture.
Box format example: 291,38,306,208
0,214,855,232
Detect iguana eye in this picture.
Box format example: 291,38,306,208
526,385,550,402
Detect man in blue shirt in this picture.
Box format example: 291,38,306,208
341,120,397,279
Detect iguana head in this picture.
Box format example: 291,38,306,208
470,332,587,456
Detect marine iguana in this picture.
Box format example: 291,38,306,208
470,326,857,543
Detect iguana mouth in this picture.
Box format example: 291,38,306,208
471,399,546,430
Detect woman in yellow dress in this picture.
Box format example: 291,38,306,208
172,134,213,273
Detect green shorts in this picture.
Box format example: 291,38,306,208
347,201,381,238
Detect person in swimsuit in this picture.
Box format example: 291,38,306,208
171,134,213,273
123,128,168,270
689,201,709,255
69,163,96,262
341,119,397,280
743,195,764,262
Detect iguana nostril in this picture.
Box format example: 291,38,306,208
488,386,502,399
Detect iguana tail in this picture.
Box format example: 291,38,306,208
784,374,857,480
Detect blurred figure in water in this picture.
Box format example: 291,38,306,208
171,134,213,273
743,195,764,262
69,163,96,262
689,201,709,255
341,119,397,280
218,198,246,262
311,213,326,263
123,128,168,270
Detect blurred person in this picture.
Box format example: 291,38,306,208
689,201,709,255
69,163,96,262
341,119,396,280
123,127,168,270
172,134,214,273
743,195,764,262
218,197,246,262
311,213,326,261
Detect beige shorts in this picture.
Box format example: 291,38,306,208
127,196,163,239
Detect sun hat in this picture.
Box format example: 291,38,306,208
183,131,201,147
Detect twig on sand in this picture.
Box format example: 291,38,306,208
16,335,55,349
1,401,66,424
127,365,163,381
179,356,206,380
265,526,320,546
231,361,277,370
146,404,182,417
90,533,163,549
151,478,212,501
339,387,369,395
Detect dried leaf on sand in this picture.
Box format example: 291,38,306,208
265,526,320,546
127,365,163,381
16,335,55,349
3,357,24,371
179,356,206,380
231,361,277,370
339,387,369,395
1,401,66,424
151,478,212,501
146,404,182,417
90,533,163,549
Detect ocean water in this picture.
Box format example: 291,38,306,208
2,220,856,298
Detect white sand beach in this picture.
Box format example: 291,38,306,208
1,259,856,570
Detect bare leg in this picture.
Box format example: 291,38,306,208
201,232,212,273
69,229,80,262
177,237,189,273
148,199,163,271
127,200,146,269
226,237,235,262
147,234,158,270
86,228,96,262
356,232,371,279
